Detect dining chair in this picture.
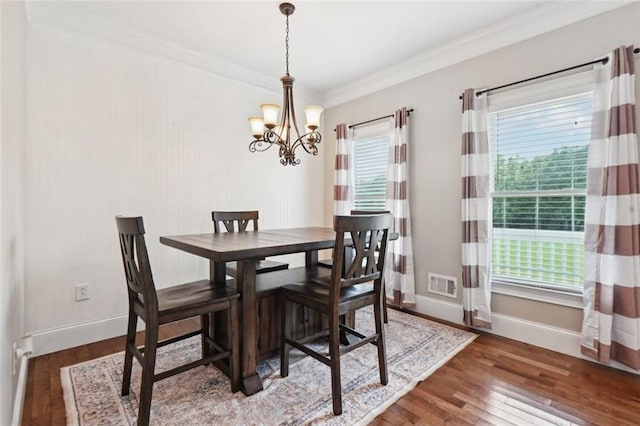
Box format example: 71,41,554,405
212,210,289,275
280,213,391,415
116,216,240,426
318,210,391,323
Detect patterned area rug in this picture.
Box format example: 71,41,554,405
62,307,476,425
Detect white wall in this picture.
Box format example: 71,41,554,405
17,0,640,362
323,4,640,336
24,21,325,354
1,0,27,422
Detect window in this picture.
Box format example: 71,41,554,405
488,72,593,294
352,123,390,211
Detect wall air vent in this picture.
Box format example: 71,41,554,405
428,273,457,298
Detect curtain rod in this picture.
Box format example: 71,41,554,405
333,108,414,132
458,47,640,99
348,108,414,129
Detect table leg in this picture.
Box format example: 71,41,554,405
210,260,227,284
236,259,263,395
209,261,229,356
305,250,318,267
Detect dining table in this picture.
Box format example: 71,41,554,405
159,226,341,396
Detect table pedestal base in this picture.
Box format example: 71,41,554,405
241,374,263,396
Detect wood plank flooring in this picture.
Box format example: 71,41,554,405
22,312,640,425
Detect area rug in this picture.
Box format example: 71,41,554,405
61,307,476,425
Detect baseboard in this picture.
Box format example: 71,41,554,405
411,294,638,375
30,296,638,375
11,355,29,426
31,314,135,357
11,337,33,426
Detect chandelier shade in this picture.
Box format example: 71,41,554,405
304,105,323,128
248,2,323,166
261,104,281,128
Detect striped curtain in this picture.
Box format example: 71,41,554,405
461,89,492,329
581,45,640,370
333,123,353,215
385,108,416,308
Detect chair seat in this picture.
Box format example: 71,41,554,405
283,281,375,305
314,256,388,323
226,259,289,275
154,280,238,320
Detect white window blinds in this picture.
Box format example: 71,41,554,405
353,130,390,211
489,91,592,290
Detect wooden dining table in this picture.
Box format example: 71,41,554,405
159,226,339,395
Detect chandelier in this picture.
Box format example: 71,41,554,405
248,2,323,166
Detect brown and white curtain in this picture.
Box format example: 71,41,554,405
581,45,640,370
385,108,416,307
333,123,353,215
461,89,492,328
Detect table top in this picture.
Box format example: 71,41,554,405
159,226,337,262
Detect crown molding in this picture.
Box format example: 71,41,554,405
23,1,633,109
24,1,324,105
322,1,633,108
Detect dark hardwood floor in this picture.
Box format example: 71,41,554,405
23,312,640,425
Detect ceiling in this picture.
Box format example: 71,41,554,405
26,1,630,106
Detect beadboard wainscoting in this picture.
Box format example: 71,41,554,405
24,21,324,354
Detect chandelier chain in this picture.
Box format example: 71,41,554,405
285,14,290,76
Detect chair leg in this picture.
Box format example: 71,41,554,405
228,300,240,393
137,324,159,426
374,300,388,386
121,311,137,396
280,298,290,378
328,312,342,415
382,280,388,324
201,313,210,360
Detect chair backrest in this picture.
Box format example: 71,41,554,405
115,216,158,312
212,211,259,233
351,210,390,250
331,214,391,292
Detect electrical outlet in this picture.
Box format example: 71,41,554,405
75,283,90,301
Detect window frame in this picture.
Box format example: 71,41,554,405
487,71,593,305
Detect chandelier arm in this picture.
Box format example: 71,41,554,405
249,127,291,152
279,88,290,150
249,136,275,152
275,94,293,165
289,136,303,152
276,118,287,147
293,132,321,155
287,89,303,143
290,134,307,152
267,129,285,145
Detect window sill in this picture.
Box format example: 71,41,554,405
491,280,583,309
